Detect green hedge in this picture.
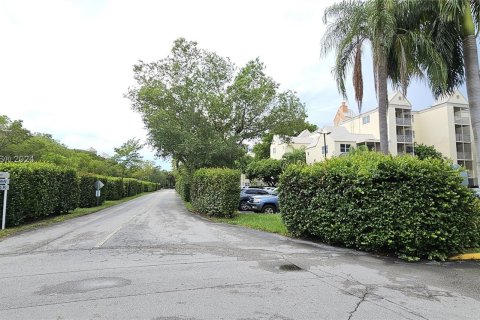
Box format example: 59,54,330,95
0,163,78,226
190,168,240,217
0,163,160,227
280,151,480,261
78,174,107,208
104,177,124,201
175,170,192,202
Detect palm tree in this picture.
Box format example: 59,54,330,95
321,0,451,154
417,0,480,183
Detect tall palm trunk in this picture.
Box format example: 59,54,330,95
461,2,480,185
463,35,480,185
377,52,389,154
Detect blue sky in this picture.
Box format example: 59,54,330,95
0,0,467,170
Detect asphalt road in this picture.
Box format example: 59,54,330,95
0,189,479,320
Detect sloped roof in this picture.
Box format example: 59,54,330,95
433,89,468,106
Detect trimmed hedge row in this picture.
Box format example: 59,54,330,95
280,151,480,261
190,168,240,217
175,170,191,202
0,163,78,226
0,163,160,226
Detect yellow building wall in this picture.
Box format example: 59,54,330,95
413,105,456,159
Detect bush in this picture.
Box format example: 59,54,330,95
104,177,124,201
0,163,78,226
175,170,192,201
78,174,107,208
123,178,142,197
280,150,480,261
190,168,240,217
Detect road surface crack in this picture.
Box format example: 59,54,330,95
347,289,368,320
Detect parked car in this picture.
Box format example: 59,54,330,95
239,188,271,211
247,193,279,213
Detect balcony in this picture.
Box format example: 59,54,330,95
397,134,413,143
456,133,471,142
457,151,473,160
454,116,470,125
396,117,412,126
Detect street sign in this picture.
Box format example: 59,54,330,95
94,180,104,190
95,190,101,197
1,172,9,230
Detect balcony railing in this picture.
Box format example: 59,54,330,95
457,151,473,160
397,134,413,143
456,133,471,142
396,117,412,126
454,116,470,125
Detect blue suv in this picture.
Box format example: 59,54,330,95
247,192,279,213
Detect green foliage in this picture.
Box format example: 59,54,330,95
281,149,306,167
280,150,480,261
113,138,144,177
104,177,124,201
78,174,107,208
128,38,309,170
190,168,240,217
252,134,273,160
414,143,443,160
246,159,283,187
0,163,78,226
175,169,192,202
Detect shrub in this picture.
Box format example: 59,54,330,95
0,162,78,226
280,150,480,261
78,174,107,208
246,158,282,187
175,169,192,201
104,177,124,201
190,168,240,217
123,178,142,197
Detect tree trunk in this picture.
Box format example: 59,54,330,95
463,35,480,186
377,53,389,154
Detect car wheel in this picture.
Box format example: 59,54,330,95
262,205,276,214
239,200,249,211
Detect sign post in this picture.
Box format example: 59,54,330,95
0,172,10,230
95,180,104,206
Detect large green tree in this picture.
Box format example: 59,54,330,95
321,0,453,154
113,138,144,177
127,38,309,171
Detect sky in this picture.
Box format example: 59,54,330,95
0,0,466,170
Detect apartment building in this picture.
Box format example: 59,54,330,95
338,90,477,185
270,90,477,185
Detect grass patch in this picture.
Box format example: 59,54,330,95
213,213,289,236
183,201,289,236
0,192,153,240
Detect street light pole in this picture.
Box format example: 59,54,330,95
319,128,331,159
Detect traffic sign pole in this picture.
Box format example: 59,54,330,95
2,189,7,230
1,172,10,229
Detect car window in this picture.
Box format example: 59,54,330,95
258,190,269,195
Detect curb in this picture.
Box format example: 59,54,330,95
448,253,480,261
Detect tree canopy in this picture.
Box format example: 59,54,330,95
128,38,310,171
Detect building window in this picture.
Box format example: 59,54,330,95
362,115,370,124
272,148,276,154
340,144,351,153
321,145,328,155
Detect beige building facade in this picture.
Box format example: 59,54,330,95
338,90,477,185
270,90,477,186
